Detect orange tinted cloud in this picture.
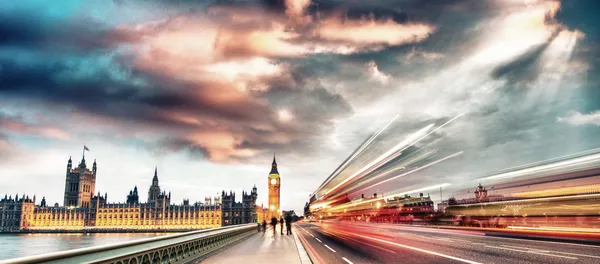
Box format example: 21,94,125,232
314,17,434,52
285,0,312,18
0,118,70,140
104,3,433,162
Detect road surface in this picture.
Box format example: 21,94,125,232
295,222,600,264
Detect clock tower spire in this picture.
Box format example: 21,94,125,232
268,153,281,217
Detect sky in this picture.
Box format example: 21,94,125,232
1,0,599,214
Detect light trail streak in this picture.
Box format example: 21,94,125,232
448,193,600,207
331,183,451,211
499,245,600,259
319,113,463,201
351,233,482,264
323,123,435,196
496,147,600,173
336,150,435,196
314,114,399,197
323,228,397,254
483,245,578,259
395,113,463,156
325,113,463,199
507,226,600,233
478,152,600,182
352,151,462,194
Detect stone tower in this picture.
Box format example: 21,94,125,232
268,154,280,217
63,154,97,208
148,167,161,204
127,186,139,204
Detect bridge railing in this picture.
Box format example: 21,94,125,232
0,223,256,264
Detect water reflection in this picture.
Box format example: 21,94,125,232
0,233,170,260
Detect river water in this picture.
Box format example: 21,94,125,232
0,233,169,261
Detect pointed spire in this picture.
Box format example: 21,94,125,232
269,153,279,174
152,166,159,185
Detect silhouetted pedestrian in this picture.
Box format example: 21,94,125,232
262,220,267,233
280,216,284,235
285,214,292,235
270,217,277,235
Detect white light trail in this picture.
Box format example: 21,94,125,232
323,123,435,196
332,183,451,210
355,151,463,193
338,150,435,196
496,147,600,173
479,152,600,182
315,114,399,195
396,113,464,155
325,113,463,198
352,233,482,264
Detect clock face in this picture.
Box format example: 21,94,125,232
270,178,277,185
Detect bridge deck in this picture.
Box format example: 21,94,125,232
199,225,303,264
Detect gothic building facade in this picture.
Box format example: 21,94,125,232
221,185,257,226
147,167,171,206
0,151,264,232
63,155,97,208
126,186,139,204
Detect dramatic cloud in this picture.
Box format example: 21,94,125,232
404,47,445,62
365,61,391,85
0,114,70,140
558,111,600,126
313,17,434,53
285,0,311,19
0,0,598,214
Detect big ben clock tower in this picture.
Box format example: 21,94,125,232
268,154,280,217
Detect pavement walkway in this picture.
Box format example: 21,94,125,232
199,225,306,264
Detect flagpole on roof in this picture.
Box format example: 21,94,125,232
83,144,85,159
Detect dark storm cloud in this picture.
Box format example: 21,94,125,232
0,46,354,162
0,9,136,53
158,138,210,157
0,57,271,125
554,0,600,113
556,0,600,41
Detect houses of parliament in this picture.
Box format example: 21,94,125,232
0,151,281,232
